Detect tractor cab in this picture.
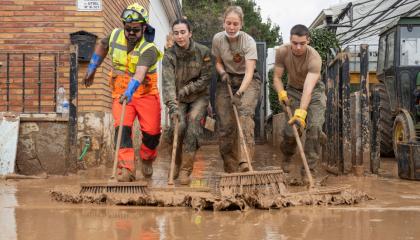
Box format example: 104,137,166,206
375,16,420,179
377,17,420,122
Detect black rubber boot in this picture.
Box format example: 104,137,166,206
141,160,153,178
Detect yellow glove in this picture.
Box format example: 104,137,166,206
288,108,307,129
278,90,289,105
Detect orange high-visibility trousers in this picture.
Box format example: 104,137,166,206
112,94,161,171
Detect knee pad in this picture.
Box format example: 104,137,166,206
142,132,161,150
115,126,133,148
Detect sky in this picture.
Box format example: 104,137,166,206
256,0,347,43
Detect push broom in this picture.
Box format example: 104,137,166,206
282,104,349,196
217,82,287,196
80,99,148,195
149,111,210,192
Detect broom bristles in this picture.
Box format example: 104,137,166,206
80,182,149,195
218,170,287,196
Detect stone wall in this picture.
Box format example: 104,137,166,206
15,112,115,175
16,119,68,175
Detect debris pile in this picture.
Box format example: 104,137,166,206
50,186,373,211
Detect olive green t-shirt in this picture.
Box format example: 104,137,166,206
211,31,258,75
275,44,322,90
100,34,158,67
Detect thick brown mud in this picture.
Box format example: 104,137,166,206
49,144,371,210
2,145,420,239
50,186,371,211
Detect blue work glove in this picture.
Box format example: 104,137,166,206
120,78,141,104
84,53,104,87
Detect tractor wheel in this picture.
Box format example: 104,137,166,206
372,83,394,156
393,110,416,158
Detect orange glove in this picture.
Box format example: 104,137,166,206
288,108,307,130
278,90,289,105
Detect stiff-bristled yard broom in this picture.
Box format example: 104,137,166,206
150,108,210,193
217,82,287,196
282,104,349,197
79,99,148,195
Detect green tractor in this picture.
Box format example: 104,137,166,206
373,17,420,178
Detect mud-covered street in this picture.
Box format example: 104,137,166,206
1,144,420,240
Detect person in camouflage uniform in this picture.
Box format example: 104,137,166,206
162,19,212,185
273,24,326,183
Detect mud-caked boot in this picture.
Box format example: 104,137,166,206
238,162,250,172
117,168,136,182
141,160,154,178
281,156,292,173
222,155,237,173
178,169,191,185
178,152,195,185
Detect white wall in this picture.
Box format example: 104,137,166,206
149,0,171,127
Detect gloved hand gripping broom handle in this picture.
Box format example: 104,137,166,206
284,104,315,189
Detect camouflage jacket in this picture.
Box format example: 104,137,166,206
162,40,211,110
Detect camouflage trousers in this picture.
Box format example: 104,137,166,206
215,74,261,169
281,81,326,171
165,95,208,172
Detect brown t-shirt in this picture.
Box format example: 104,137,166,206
101,34,157,67
275,44,322,90
212,31,258,75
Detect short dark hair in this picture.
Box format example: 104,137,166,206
172,18,192,32
290,24,310,38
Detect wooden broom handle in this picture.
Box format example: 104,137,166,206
168,117,179,185
111,99,127,179
226,83,253,171
284,105,314,189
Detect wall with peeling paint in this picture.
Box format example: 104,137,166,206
14,112,115,175
16,121,68,175
77,112,114,168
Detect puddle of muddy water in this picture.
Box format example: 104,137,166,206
5,206,420,240
2,145,420,239
0,182,17,240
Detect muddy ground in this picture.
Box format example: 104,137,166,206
1,144,420,239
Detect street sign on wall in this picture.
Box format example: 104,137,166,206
77,0,102,11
